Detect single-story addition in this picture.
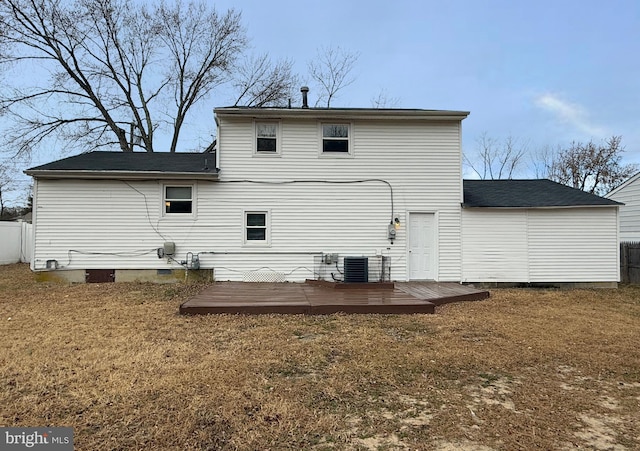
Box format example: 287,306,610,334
461,179,622,287
605,172,640,242
24,105,622,286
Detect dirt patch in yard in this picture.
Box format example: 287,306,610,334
1,264,639,450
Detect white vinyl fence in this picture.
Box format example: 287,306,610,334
0,221,32,264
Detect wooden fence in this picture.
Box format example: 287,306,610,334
620,242,640,284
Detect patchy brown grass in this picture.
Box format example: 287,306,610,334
1,263,639,450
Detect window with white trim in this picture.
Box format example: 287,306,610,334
244,211,269,244
255,122,279,154
322,123,350,153
164,185,193,214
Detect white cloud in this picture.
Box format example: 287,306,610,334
534,93,606,137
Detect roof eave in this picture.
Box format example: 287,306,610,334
462,204,622,209
24,169,219,181
214,107,470,121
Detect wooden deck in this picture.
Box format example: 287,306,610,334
179,281,489,315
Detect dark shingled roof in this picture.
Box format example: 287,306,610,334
463,179,622,208
26,151,217,174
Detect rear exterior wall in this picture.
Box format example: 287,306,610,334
32,117,464,282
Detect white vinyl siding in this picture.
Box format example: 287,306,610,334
33,180,166,270
33,116,465,282
218,116,463,282
462,210,529,282
462,208,619,283
606,176,640,242
527,209,619,282
32,179,393,278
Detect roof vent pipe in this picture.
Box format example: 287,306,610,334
301,86,309,108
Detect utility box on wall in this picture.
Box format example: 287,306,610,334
164,242,176,256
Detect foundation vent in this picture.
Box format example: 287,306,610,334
243,271,287,283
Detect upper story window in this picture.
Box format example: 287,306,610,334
164,185,193,214
255,122,280,155
322,124,350,153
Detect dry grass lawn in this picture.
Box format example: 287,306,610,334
1,263,639,450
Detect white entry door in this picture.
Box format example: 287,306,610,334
408,213,436,280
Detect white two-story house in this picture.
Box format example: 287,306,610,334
25,105,621,285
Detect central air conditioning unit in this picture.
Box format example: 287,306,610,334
344,257,368,283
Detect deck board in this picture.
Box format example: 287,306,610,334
396,282,490,306
180,281,489,315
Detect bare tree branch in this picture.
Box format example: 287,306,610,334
308,45,359,108
370,89,401,109
0,156,31,217
232,53,297,107
544,136,637,195
463,133,527,179
0,0,252,155
158,2,246,152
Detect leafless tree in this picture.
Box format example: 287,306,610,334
157,1,245,152
232,53,298,107
370,89,401,109
0,160,17,217
308,45,359,108
464,133,528,179
0,0,295,155
543,136,637,195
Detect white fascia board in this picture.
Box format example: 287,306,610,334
214,107,470,121
24,170,219,181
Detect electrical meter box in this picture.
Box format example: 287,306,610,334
164,242,176,256
323,253,339,264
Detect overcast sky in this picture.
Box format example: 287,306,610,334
208,0,640,172
7,0,640,203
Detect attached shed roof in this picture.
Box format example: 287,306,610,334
25,151,218,180
463,179,622,208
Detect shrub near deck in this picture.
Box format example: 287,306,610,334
1,264,639,450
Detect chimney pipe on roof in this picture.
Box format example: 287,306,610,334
300,86,309,108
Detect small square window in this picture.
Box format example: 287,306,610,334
245,211,269,244
322,124,350,153
256,122,279,154
165,186,193,214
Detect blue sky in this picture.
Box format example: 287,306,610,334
6,0,640,203
207,0,640,170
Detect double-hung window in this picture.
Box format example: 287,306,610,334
322,124,350,153
255,122,279,154
245,211,269,245
164,186,193,214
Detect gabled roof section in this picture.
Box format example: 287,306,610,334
214,106,469,121
25,151,218,180
463,179,622,208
